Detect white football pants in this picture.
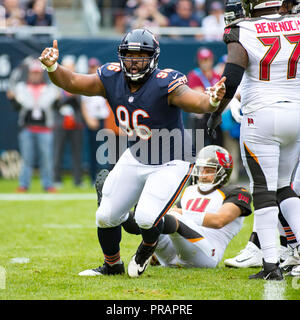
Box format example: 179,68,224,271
96,148,193,229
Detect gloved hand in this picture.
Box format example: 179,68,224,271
207,112,222,139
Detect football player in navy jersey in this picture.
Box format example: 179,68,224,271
39,29,226,278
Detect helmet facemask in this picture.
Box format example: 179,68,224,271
192,145,233,193
118,29,160,83
192,161,228,193
118,50,157,83
224,0,245,25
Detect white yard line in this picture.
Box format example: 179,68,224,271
0,193,96,201
263,280,286,300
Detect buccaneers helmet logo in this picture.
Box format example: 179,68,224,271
216,151,233,169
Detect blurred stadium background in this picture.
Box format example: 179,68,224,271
0,0,238,186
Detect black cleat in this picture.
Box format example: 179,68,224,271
249,260,284,281
95,169,110,207
78,261,125,276
128,241,158,277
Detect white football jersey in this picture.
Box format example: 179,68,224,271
224,14,300,114
180,184,252,254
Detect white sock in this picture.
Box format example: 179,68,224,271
254,206,279,264
280,197,300,245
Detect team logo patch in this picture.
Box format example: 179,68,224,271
216,151,233,169
247,117,254,126
224,28,231,34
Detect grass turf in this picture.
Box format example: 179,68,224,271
0,176,300,301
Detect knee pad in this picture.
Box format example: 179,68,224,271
253,189,277,210
277,186,298,204
95,202,127,228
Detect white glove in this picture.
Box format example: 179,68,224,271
230,97,242,123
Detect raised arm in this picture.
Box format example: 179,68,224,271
207,42,248,137
168,77,226,114
39,40,106,97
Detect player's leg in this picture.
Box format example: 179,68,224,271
166,212,219,268
224,228,263,268
79,149,144,276
277,135,300,275
154,234,181,267
127,161,193,277
122,208,218,268
240,109,283,280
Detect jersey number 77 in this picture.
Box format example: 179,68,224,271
258,34,300,80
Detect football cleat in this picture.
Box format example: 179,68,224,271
224,241,263,268
78,261,125,276
249,260,284,281
280,245,300,275
291,265,300,277
128,241,157,277
279,245,299,273
95,169,110,207
278,245,290,264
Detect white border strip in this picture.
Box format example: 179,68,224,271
0,193,96,201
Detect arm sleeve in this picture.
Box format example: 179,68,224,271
223,186,253,217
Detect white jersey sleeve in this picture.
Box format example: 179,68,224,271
224,14,300,114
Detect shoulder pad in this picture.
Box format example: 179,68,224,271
223,23,241,44
219,184,250,197
220,184,252,216
154,68,188,93
98,62,122,78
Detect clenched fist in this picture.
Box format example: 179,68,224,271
39,40,59,68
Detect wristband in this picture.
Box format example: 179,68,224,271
209,95,220,109
41,61,58,73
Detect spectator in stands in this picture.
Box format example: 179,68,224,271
3,0,25,26
201,1,225,41
130,0,168,30
187,47,223,147
169,0,201,27
81,58,110,185
195,0,206,21
168,0,202,39
159,0,177,18
53,56,84,188
98,0,127,34
25,0,53,26
6,58,59,192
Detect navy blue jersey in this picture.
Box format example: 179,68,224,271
97,62,195,165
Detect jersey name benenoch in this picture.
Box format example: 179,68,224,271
224,14,300,114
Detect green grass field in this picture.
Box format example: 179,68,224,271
0,176,300,301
